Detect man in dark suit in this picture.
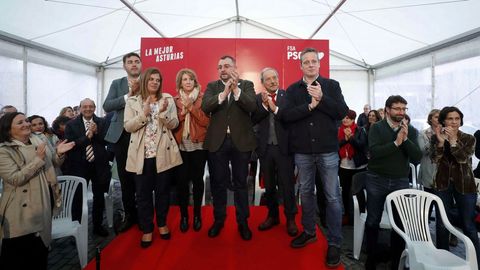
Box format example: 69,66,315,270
65,98,111,236
102,52,141,232
252,67,298,236
201,55,257,240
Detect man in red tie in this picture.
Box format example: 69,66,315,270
252,67,298,236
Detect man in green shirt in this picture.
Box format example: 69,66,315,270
365,95,421,270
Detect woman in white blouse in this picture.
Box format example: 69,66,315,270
124,67,182,248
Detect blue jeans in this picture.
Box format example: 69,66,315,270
365,172,409,228
295,152,342,247
364,172,409,269
435,184,480,266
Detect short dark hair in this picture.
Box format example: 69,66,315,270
122,52,141,64
385,95,408,108
300,47,319,63
28,115,50,132
346,110,357,120
427,109,440,126
219,55,236,65
438,106,464,127
0,112,24,143
52,115,71,131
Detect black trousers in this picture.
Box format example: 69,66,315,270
135,158,172,233
338,167,366,221
260,145,297,219
0,233,48,270
208,136,251,224
71,162,106,228
176,150,208,218
114,130,137,220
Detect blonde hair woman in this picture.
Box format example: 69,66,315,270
172,69,209,233
124,67,182,248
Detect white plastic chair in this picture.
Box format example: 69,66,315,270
386,189,477,270
253,160,263,206
104,178,119,228
409,163,419,189
351,171,392,260
52,175,88,269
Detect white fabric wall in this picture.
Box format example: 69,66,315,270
0,39,98,124
374,36,480,167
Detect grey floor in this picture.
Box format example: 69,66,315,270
47,176,467,270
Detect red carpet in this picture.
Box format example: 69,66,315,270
85,206,344,270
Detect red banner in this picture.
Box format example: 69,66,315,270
140,38,329,95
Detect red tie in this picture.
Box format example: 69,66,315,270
269,93,276,105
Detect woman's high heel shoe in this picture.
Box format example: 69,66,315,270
159,226,171,240
140,233,153,248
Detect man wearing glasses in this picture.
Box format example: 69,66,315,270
364,95,421,269
201,55,257,240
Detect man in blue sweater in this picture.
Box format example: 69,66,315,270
281,47,348,268
365,95,421,269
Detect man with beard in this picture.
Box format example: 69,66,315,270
201,55,257,240
364,95,421,269
103,52,141,232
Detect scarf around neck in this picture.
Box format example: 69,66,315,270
180,87,199,140
338,122,357,159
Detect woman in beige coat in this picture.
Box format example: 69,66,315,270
0,112,74,270
124,67,182,248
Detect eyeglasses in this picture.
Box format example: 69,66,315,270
390,107,408,112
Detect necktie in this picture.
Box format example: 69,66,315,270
85,121,95,162
269,93,276,105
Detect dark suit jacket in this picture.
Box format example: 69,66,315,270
357,113,368,128
251,89,290,157
280,76,349,154
103,77,129,143
64,114,111,190
201,79,257,152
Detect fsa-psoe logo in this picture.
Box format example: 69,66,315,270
286,46,324,61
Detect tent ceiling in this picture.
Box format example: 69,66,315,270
1,0,478,66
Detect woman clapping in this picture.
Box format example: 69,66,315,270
124,68,182,248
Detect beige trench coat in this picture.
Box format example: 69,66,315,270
0,135,63,247
124,93,182,174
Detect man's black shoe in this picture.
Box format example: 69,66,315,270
93,225,109,237
207,222,224,238
258,216,280,231
290,231,317,248
193,216,202,232
238,223,252,240
180,217,189,233
326,245,341,268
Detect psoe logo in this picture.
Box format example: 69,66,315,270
286,46,325,61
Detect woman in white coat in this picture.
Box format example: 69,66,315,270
124,67,182,248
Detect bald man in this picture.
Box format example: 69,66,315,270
65,98,111,237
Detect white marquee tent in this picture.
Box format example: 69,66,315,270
0,0,479,140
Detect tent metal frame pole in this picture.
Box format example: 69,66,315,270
373,27,480,69
308,0,347,39
120,0,166,37
23,47,28,115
